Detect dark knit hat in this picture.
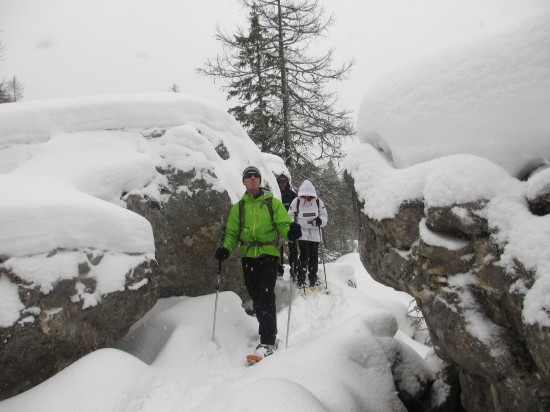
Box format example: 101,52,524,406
242,166,261,182
277,173,289,182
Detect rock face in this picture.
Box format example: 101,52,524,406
346,169,550,411
0,252,158,400
126,166,247,299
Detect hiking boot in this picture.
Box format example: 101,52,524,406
297,278,307,288
254,342,278,358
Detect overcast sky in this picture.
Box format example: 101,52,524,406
1,0,549,117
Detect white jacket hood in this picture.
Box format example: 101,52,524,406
297,180,317,198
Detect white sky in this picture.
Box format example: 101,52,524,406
1,0,549,115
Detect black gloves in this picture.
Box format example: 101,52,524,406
287,222,302,241
314,217,322,227
215,247,230,261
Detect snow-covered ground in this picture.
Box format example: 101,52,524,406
0,254,435,412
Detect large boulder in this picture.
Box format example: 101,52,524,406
346,146,550,411
0,250,158,400
126,165,245,299
0,94,284,399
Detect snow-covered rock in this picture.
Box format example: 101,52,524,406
0,93,285,399
348,10,550,410
358,11,550,178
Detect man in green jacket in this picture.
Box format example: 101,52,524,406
215,166,302,359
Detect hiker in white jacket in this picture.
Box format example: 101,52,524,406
288,180,328,287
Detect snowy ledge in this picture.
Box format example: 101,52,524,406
345,143,550,327
0,250,154,327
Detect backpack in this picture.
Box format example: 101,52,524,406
294,198,320,218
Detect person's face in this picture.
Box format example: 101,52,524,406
277,179,287,189
243,172,261,193
300,196,314,202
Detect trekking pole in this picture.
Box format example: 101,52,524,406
319,226,328,290
285,242,293,349
286,208,304,347
212,220,226,342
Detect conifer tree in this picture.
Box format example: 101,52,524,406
199,6,281,153
254,0,355,169
0,37,25,103
199,0,355,170
0,37,8,103
229,6,282,153
301,160,357,261
167,82,181,93
322,160,357,260
0,79,8,103
6,75,24,102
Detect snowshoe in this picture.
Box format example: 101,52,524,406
246,341,278,365
309,278,321,287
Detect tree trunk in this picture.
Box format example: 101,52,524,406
277,0,293,169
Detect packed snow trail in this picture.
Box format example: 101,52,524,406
0,254,428,412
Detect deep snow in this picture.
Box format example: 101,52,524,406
0,255,434,411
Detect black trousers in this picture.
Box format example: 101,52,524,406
298,240,319,282
242,256,278,345
280,243,297,274
287,241,301,280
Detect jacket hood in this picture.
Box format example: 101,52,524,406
297,180,317,198
243,187,272,201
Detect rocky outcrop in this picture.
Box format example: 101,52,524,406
346,168,550,411
126,165,247,299
0,168,250,401
0,158,250,402
0,94,274,401
0,251,158,400
526,165,550,216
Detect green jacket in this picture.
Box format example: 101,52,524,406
224,188,292,258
